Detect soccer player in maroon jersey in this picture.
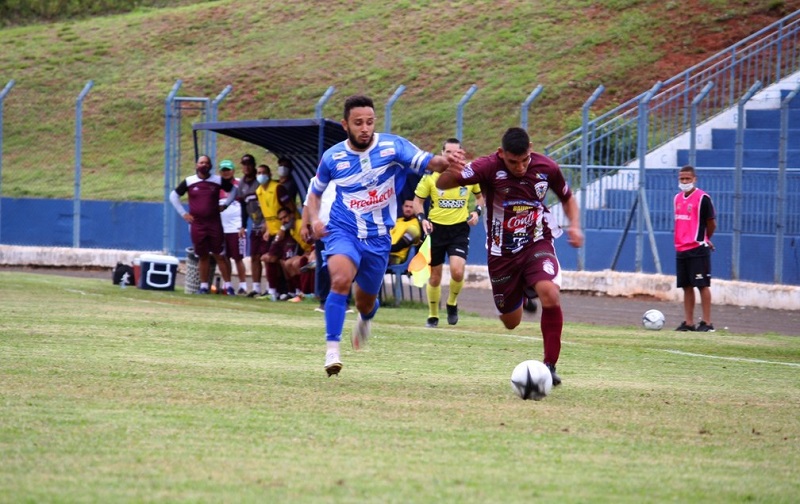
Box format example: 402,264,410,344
170,155,238,294
436,127,583,386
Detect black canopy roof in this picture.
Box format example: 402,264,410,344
192,118,348,199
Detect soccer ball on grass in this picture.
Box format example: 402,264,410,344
510,360,553,400
642,309,665,330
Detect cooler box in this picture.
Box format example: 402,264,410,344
137,254,179,291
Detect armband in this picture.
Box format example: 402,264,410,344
475,206,483,217
416,213,427,223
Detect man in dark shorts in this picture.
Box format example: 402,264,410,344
239,154,268,297
413,138,484,327
674,165,716,332
170,155,237,294
435,127,583,387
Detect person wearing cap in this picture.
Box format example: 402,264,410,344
218,159,248,295
169,155,237,294
238,154,267,297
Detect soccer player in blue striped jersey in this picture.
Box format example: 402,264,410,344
305,94,455,376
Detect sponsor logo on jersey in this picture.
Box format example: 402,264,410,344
460,187,468,197
491,274,512,284
505,210,537,230
536,173,548,180
543,259,555,276
462,163,474,178
438,199,467,209
332,151,347,160
335,161,350,171
493,293,505,308
349,187,395,211
380,148,396,157
496,171,508,180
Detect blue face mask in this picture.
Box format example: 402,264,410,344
257,174,270,184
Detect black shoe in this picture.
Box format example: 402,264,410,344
426,317,439,328
446,304,459,325
696,321,715,332
247,290,259,298
675,321,696,331
523,297,538,313
545,363,562,387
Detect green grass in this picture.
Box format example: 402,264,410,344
1,271,799,502
2,0,798,200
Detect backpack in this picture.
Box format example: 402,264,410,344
112,262,135,286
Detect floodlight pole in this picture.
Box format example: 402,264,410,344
0,79,15,244
73,80,94,248
456,84,478,142
578,85,604,271
520,85,543,131
385,85,406,133
163,79,182,254
209,85,233,164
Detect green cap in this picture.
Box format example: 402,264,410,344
219,159,235,171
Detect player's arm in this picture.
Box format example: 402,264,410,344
562,196,584,248
170,181,192,223
468,192,484,226
220,185,237,210
412,196,432,235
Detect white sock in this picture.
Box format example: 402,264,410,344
240,282,248,291
224,282,232,289
326,341,340,353
200,282,209,289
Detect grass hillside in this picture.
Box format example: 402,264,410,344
1,0,798,200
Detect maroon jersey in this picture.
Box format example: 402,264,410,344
173,174,235,222
458,152,571,257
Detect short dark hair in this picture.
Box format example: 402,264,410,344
680,165,696,176
442,137,461,150
277,206,292,217
501,127,530,155
278,157,294,170
241,153,255,166
344,95,374,120
257,164,271,175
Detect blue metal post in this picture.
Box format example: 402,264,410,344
733,81,762,281
456,85,478,141
578,85,604,271
163,80,182,254
689,82,715,167
315,86,336,161
73,81,94,248
384,85,406,133
0,79,15,244
520,85,543,131
635,82,663,273
209,85,233,164
775,82,800,284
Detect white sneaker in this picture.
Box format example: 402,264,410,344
325,351,342,377
351,315,371,350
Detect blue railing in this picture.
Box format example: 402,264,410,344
545,10,800,169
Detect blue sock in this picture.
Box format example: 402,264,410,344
325,292,348,342
363,297,379,321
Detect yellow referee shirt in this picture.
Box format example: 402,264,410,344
414,172,481,225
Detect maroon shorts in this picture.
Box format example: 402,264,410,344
250,229,271,259
223,233,246,261
269,237,298,260
190,219,224,257
488,240,561,314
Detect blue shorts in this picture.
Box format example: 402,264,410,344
322,228,391,295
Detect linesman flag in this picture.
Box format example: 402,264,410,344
408,237,431,288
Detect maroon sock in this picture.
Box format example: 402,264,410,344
540,305,563,365
266,263,280,290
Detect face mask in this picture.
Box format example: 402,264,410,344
277,166,288,178
679,182,694,192
197,167,211,177
257,174,269,184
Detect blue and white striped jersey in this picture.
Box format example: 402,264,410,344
311,133,433,239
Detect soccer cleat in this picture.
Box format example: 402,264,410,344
324,351,342,377
314,306,325,313
279,293,292,301
351,315,371,350
696,321,716,332
247,290,260,298
237,287,247,296
545,362,562,387
675,321,696,331
426,317,439,328
225,286,236,296
288,295,304,303
446,304,459,325
196,287,210,295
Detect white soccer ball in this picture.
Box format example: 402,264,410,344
510,360,553,401
642,309,666,330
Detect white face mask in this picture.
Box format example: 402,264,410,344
679,182,694,192
277,166,288,178
256,174,270,185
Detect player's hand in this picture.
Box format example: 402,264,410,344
300,225,312,243
708,240,715,252
311,220,329,240
238,228,246,238
467,211,479,226
567,225,584,248
262,230,270,241
182,213,194,224
421,219,433,235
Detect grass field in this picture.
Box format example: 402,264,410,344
1,272,799,502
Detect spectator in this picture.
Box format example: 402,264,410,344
276,157,299,216
238,154,265,297
218,159,248,295
275,206,314,301
256,163,285,300
389,199,422,265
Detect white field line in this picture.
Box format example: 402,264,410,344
663,349,800,368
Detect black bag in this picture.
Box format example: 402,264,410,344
112,262,135,286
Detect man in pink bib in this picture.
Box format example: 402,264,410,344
673,165,717,332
